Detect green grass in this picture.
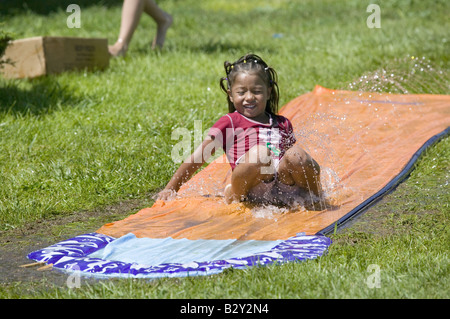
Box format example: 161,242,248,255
0,0,449,298
2,136,445,300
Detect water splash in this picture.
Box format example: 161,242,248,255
279,56,449,212
346,55,449,94
320,166,341,196
162,56,448,217
247,167,344,218
251,205,289,221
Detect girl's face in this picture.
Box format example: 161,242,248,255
228,72,272,123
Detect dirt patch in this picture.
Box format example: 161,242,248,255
0,198,151,288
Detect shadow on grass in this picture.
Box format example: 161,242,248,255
0,77,85,117
179,39,278,56
0,0,123,17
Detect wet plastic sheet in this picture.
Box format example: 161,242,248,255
28,86,449,278
27,232,331,278
97,86,450,240
88,233,283,266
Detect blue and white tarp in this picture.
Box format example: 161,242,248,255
27,232,331,279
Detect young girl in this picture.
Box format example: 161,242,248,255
158,54,322,206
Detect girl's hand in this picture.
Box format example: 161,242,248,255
156,188,177,201
156,138,217,202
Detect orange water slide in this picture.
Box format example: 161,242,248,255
97,86,450,240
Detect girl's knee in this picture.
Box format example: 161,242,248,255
285,146,320,173
249,144,271,165
285,146,307,165
234,145,275,182
239,144,271,166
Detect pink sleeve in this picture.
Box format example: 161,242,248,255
278,116,296,148
286,118,296,147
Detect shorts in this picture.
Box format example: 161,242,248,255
247,179,305,207
234,149,309,206
235,149,281,174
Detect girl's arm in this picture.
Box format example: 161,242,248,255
157,137,218,200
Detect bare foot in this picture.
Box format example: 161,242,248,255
152,12,172,49
156,188,177,201
224,184,233,204
224,184,242,204
108,40,128,57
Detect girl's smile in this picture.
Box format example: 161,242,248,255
228,72,272,123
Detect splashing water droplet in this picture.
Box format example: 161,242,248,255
343,55,448,95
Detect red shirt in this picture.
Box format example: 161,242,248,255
208,111,296,170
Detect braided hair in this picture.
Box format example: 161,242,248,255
220,53,280,114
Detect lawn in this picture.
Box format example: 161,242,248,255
0,0,448,299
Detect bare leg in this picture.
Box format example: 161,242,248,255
109,0,144,57
277,144,322,198
143,0,173,49
109,0,172,57
225,145,274,204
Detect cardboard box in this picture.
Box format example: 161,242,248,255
1,36,110,79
